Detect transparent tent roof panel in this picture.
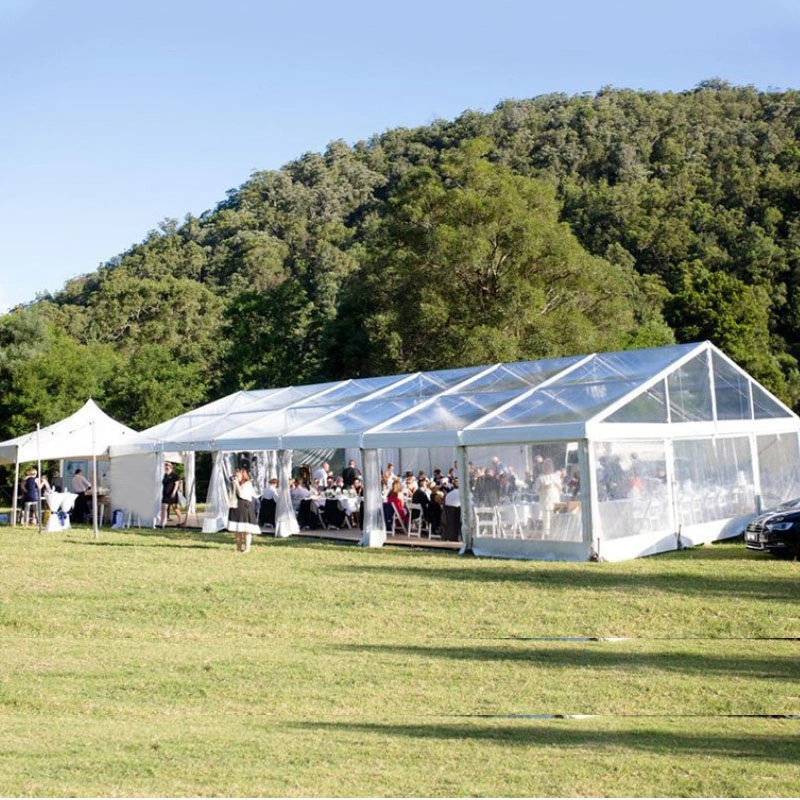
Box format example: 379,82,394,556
459,356,583,392
145,342,799,451
555,344,693,386
285,372,486,438
142,387,298,439
376,389,540,434
471,379,647,428
712,351,753,420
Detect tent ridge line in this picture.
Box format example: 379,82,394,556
586,341,709,426
461,352,596,434
361,363,502,440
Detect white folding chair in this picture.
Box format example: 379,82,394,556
496,504,522,538
407,502,429,538
392,506,409,536
473,506,499,538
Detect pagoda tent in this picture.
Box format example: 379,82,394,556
0,399,139,529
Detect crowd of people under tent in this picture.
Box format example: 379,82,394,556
215,448,645,552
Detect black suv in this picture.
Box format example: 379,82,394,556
744,498,800,558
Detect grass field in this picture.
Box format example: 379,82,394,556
1,525,798,797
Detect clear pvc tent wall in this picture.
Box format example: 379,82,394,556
114,342,800,562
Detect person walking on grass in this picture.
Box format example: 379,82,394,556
227,467,260,552
159,462,185,527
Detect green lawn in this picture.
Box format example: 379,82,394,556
1,526,798,797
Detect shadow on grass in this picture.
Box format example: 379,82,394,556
332,643,800,682
64,528,357,552
65,527,230,549
287,719,800,764
67,540,221,550
330,558,800,601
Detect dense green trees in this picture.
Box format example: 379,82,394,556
2,82,799,440
330,139,647,375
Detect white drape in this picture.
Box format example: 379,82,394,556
360,448,386,547
181,450,197,514
275,449,299,538
202,451,234,533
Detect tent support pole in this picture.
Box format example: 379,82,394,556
36,424,41,534
11,458,19,528
91,421,98,539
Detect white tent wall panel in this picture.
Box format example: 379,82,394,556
463,440,587,559
202,451,234,533
592,439,673,545
396,446,456,479
672,436,756,528
471,538,590,561
756,432,800,509
595,529,681,562
108,453,162,527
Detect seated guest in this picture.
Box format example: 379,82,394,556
386,478,408,526
290,479,314,530
411,477,430,521
428,485,444,536
258,477,279,528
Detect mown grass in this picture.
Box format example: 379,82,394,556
0,525,798,797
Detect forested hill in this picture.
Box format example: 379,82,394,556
2,80,800,437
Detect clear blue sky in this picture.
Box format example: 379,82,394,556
1,0,798,313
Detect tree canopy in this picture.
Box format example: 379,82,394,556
2,82,799,439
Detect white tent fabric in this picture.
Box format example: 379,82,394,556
202,451,236,533
0,399,140,528
0,399,138,464
107,452,162,528
108,342,800,561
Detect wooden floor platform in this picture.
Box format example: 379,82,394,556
288,528,462,550
159,515,462,551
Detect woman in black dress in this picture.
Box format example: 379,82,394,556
228,467,260,552
159,462,185,527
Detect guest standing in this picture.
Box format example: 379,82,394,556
228,468,260,552
159,462,184,527
71,468,92,524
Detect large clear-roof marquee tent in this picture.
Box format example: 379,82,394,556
110,342,800,561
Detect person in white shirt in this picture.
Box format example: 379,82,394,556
228,468,259,552
444,482,460,509
536,458,563,537
290,479,314,529
443,478,461,541
290,479,312,504
71,468,92,524
312,463,330,485
262,478,280,502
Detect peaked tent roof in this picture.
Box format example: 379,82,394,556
0,399,139,465
115,342,799,457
